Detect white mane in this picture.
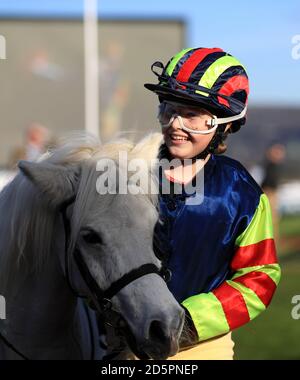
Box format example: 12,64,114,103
0,133,163,291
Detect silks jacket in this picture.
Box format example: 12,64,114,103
156,153,281,342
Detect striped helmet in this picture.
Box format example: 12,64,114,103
144,47,249,132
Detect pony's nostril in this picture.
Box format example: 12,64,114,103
147,320,179,358
149,320,168,344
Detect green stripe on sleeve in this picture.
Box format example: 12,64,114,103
235,194,274,247
231,265,266,279
256,265,281,286
227,281,266,321
166,48,194,76
182,292,230,342
232,263,281,286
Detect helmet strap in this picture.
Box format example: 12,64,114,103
195,124,228,160
208,107,247,127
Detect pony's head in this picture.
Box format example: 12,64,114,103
16,133,184,359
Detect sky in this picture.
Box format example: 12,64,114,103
0,0,299,106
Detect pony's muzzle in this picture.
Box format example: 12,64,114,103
136,309,185,360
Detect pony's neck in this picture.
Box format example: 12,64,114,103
1,220,80,359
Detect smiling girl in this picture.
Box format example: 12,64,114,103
145,47,281,359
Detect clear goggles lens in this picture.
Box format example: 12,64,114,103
158,102,216,134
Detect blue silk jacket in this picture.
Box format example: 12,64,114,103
157,154,281,341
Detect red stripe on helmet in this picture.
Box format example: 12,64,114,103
233,271,277,307
231,239,277,271
176,48,223,85
212,282,250,330
217,75,249,107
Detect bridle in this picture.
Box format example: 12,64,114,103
62,196,172,360
0,195,172,360
62,196,171,309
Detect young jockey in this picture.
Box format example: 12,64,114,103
144,47,281,359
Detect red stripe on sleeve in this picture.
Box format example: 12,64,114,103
212,282,250,330
233,271,277,307
217,75,249,107
176,48,223,84
231,239,277,271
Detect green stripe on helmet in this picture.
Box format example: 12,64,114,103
196,55,246,97
165,48,194,77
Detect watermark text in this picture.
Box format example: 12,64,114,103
0,295,6,319
291,35,300,60
95,152,205,205
291,295,300,320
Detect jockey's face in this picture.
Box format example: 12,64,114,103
159,102,216,160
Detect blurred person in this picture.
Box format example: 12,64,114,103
99,41,129,141
261,142,286,244
25,122,51,161
8,122,53,168
101,81,130,141
249,162,264,186
29,49,64,81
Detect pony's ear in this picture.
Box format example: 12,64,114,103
18,160,80,207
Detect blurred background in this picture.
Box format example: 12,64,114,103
0,0,299,359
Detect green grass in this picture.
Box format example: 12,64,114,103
233,214,300,359
279,214,300,237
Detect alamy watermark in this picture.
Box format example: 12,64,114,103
0,295,6,319
291,35,300,60
95,152,205,206
0,35,6,60
291,295,300,320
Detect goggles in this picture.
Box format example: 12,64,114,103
158,101,247,135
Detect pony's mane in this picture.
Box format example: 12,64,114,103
0,133,163,292
44,132,163,165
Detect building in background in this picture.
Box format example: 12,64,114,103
0,17,184,168
0,13,300,210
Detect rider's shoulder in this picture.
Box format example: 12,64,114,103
213,155,262,196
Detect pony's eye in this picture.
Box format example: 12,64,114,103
81,229,103,246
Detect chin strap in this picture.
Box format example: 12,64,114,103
195,123,228,160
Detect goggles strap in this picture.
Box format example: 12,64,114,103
209,107,247,127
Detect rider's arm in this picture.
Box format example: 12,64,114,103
182,194,281,342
